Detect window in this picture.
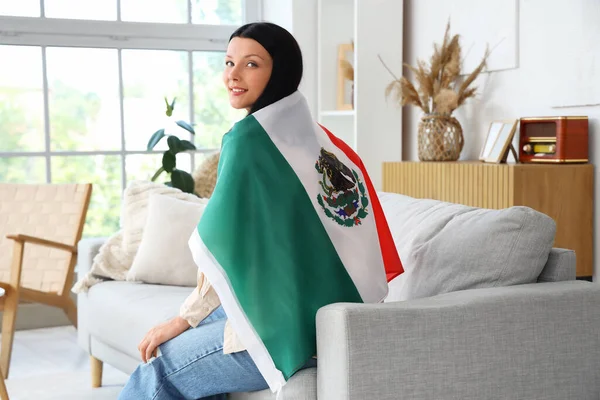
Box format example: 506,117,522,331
0,1,258,237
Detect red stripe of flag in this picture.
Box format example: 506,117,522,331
319,125,403,282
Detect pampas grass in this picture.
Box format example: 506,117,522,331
382,21,489,115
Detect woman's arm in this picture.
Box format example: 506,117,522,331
138,271,222,362
138,316,189,363
179,271,222,327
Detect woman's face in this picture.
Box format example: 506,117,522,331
223,37,273,112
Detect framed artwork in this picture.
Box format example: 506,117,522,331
336,43,354,110
481,119,519,163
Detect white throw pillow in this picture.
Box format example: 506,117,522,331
127,194,206,287
121,180,207,249
72,181,209,293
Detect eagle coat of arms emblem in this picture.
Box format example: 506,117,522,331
315,148,369,227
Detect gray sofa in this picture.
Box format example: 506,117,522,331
77,193,600,399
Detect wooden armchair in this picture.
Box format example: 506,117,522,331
0,183,92,379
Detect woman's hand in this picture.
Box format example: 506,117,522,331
138,316,190,363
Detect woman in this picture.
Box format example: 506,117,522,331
119,21,402,400
118,22,308,400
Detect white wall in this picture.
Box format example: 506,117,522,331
263,0,404,190
262,0,318,117
403,0,599,279
354,0,403,190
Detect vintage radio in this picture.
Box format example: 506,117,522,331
519,116,588,163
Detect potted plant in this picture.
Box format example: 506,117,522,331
382,22,489,161
146,97,197,194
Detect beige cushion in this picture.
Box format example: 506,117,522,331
120,181,206,250
192,151,220,198
72,181,207,293
127,194,206,287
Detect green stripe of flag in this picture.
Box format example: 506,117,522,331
198,115,363,378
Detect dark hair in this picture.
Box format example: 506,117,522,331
229,22,303,114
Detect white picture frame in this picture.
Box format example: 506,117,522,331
481,119,519,163
479,121,503,161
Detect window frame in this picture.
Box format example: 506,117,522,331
0,0,260,188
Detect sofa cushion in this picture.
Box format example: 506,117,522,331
229,368,316,400
86,281,190,360
87,280,316,400
379,192,556,301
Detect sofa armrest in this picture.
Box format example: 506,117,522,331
76,237,107,354
537,248,576,283
76,237,108,277
316,281,600,400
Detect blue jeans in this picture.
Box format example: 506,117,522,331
118,306,269,400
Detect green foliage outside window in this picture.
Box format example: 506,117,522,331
0,0,245,237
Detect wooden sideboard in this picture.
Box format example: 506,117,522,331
382,161,594,277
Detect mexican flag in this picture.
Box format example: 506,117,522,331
189,91,403,393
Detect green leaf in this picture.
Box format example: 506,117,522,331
357,208,368,219
167,135,182,153
147,129,165,151
179,139,196,151
150,166,165,182
176,120,195,135
170,97,176,111
162,151,176,173
171,169,195,194
164,97,173,117
317,195,324,207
